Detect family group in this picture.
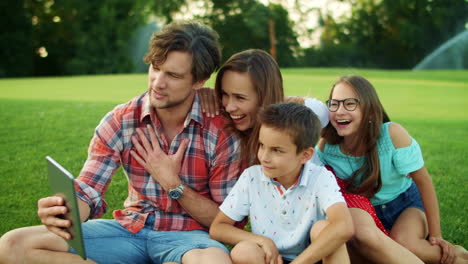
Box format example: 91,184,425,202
0,20,466,264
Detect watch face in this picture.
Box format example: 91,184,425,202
169,188,183,199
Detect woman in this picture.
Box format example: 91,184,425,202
201,49,328,165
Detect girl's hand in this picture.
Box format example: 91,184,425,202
197,87,219,117
429,236,455,264
257,237,282,264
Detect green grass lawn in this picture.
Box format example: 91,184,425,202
0,69,466,248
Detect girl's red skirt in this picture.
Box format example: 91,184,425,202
326,166,389,236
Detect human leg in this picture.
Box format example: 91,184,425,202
0,225,95,264
310,220,350,264
75,219,150,264
182,247,232,264
147,229,231,264
230,240,265,264
391,208,468,264
347,208,423,264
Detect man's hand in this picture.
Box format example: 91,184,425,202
130,124,190,191
37,196,73,240
257,236,283,264
429,236,455,264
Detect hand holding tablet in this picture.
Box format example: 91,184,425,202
45,156,87,260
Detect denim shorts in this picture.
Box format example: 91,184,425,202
374,182,425,232
69,214,228,263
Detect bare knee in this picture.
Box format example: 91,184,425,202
310,220,329,241
0,225,68,264
231,241,264,264
182,247,231,264
0,228,31,264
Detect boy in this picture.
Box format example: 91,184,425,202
210,102,354,264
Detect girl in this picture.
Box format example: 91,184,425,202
317,74,468,264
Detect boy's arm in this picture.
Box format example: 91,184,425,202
210,211,280,261
292,203,354,264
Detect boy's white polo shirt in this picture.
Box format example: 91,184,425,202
220,160,345,260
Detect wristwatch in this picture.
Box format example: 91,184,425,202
168,183,185,200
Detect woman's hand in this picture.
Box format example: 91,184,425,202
284,96,305,105
197,87,219,117
130,124,189,191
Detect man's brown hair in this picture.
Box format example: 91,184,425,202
144,21,221,83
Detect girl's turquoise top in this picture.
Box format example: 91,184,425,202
317,122,424,205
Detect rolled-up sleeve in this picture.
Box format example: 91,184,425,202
75,110,123,219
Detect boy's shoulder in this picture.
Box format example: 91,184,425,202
302,161,336,188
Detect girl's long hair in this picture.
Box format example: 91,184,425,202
321,75,390,198
215,49,284,164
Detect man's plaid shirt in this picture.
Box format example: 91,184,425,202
75,92,242,233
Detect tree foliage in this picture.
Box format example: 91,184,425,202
202,0,300,66
311,0,468,68
0,0,33,77
4,0,148,76
3,0,465,77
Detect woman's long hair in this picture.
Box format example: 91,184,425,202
215,49,284,164
321,75,390,198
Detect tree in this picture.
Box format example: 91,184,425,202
16,0,148,76
318,0,468,68
202,0,300,66
0,0,33,77
64,0,148,75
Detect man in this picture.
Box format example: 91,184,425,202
0,21,241,264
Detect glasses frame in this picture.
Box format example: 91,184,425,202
326,98,361,112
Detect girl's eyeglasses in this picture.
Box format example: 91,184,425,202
326,98,360,112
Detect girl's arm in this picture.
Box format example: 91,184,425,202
389,123,442,238
409,167,442,239
390,123,455,261
210,211,280,262
292,203,354,264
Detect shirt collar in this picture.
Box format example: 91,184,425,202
260,164,307,189
140,92,204,127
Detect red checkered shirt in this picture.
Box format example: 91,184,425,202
75,92,242,234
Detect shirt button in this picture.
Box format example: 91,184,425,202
282,210,287,215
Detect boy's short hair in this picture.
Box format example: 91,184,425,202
259,102,321,153
144,20,221,83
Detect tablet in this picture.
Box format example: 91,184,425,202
46,156,87,260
